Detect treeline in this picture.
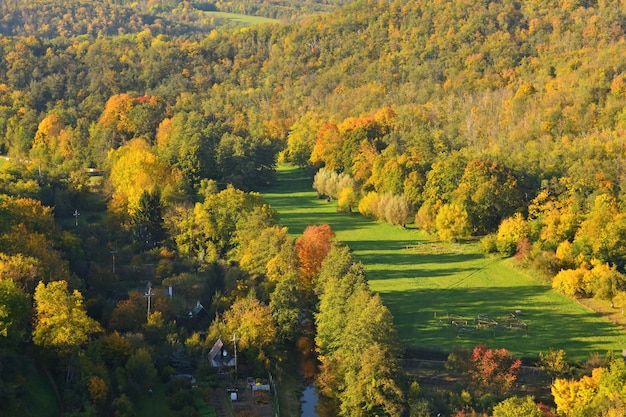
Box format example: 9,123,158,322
0,0,346,38
0,0,212,37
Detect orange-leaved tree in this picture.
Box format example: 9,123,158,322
296,224,334,290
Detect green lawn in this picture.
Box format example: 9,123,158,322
204,11,278,26
262,165,626,362
136,383,169,417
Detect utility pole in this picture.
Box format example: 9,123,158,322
73,209,80,226
144,281,153,322
232,332,238,388
110,249,117,274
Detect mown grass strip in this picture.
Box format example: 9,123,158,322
262,165,626,362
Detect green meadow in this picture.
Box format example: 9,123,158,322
204,11,278,26
262,165,626,362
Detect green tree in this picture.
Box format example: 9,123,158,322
131,189,165,250
174,186,268,262
452,159,524,234
126,348,157,390
0,279,29,345
492,396,544,417
340,343,407,417
269,271,304,343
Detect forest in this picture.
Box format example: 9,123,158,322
3,0,626,416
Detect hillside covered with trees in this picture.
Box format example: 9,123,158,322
3,0,626,416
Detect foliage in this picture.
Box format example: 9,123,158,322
125,348,157,390
436,203,470,242
295,224,334,290
108,138,183,216
312,168,355,200
315,243,406,415
492,396,544,417
211,294,276,354
7,0,626,413
496,213,530,256
269,271,304,343
131,189,165,250
32,280,102,355
538,348,572,381
171,186,269,262
0,278,29,344
450,344,521,398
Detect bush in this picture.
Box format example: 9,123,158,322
167,388,194,411
479,234,498,254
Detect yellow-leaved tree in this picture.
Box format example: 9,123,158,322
108,138,183,216
33,280,102,380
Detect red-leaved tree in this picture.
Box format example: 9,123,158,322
467,344,522,396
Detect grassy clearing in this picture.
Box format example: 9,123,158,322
136,383,169,417
204,11,278,26
262,165,626,362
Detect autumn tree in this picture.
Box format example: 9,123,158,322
452,344,522,398
313,168,355,200
0,253,42,294
496,213,530,256
310,123,342,171
538,348,572,382
379,193,413,226
358,191,381,218
99,331,132,367
33,280,102,380
295,224,334,290
172,186,269,262
29,113,65,166
337,186,358,213
210,294,276,365
452,159,525,235
435,203,471,242
572,194,626,268
285,112,323,167
108,138,183,216
552,266,590,297
492,396,544,417
108,292,146,332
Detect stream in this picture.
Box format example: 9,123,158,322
300,384,319,417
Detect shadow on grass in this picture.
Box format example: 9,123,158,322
382,285,626,361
